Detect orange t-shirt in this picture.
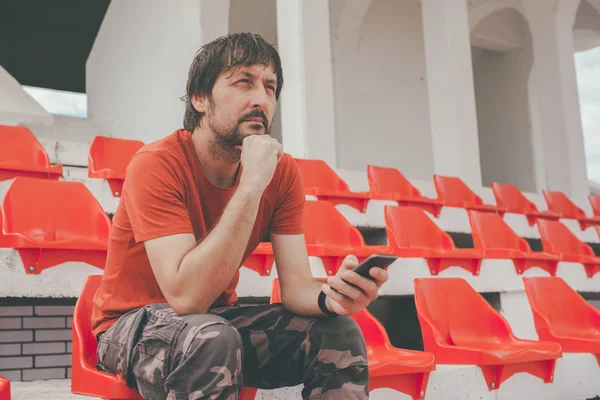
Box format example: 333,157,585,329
91,129,305,338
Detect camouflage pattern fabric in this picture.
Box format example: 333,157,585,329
97,303,369,399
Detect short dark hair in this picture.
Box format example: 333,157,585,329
182,32,284,133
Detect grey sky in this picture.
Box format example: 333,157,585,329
575,46,600,184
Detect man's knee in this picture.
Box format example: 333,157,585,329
171,314,243,384
310,315,368,366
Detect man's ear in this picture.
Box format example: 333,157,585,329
191,94,208,113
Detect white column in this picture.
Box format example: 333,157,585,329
421,0,482,186
525,0,589,198
276,0,337,166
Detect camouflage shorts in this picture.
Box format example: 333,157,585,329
96,302,369,399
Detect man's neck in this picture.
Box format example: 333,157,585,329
192,130,240,189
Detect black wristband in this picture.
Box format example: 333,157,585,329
318,291,338,317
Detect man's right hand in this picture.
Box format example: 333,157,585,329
239,135,283,193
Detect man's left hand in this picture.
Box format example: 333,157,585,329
321,254,389,316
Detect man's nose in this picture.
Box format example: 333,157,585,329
250,84,271,110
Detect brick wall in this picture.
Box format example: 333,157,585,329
0,301,76,381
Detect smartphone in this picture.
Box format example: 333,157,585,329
352,254,397,279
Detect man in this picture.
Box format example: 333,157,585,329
91,32,389,399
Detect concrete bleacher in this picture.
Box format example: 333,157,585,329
3,130,600,399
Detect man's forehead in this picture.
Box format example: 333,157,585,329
228,64,277,81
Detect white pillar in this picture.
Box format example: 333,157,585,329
86,0,205,143
421,0,482,186
525,0,589,198
276,0,337,166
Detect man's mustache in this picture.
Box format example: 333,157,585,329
239,110,267,127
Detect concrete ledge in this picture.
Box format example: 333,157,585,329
5,251,600,298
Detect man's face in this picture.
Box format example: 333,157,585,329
194,64,278,149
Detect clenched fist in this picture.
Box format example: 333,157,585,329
238,135,283,194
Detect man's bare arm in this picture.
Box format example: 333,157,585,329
273,233,389,317
145,135,282,315
271,233,325,316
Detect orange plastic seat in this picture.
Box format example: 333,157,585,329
0,377,10,400
88,136,144,197
72,275,142,399
469,211,559,275
492,182,560,226
0,125,62,181
385,206,484,275
523,277,600,364
243,242,274,275
543,190,600,231
295,158,371,212
0,177,110,274
367,165,442,217
434,175,504,214
270,278,435,399
537,219,600,278
304,201,392,275
73,275,258,400
589,195,600,217
415,278,561,390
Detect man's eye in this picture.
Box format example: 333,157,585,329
237,79,250,84
267,86,276,92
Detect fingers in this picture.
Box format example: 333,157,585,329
327,276,364,301
340,269,378,300
369,267,389,288
338,254,359,273
321,284,353,315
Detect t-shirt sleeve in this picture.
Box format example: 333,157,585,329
269,156,305,235
123,151,193,243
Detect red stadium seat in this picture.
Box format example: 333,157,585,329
523,277,600,364
243,242,274,275
367,165,442,217
0,177,110,274
295,158,371,212
469,211,559,275
414,278,561,390
270,278,435,399
385,206,483,275
492,182,560,226
0,125,62,181
537,219,600,278
589,195,600,217
73,275,258,400
0,377,10,400
304,201,392,275
72,275,142,399
88,136,144,197
543,190,600,231
434,175,504,214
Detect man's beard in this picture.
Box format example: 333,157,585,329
207,107,271,162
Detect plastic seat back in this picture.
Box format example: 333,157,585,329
385,206,454,250
0,125,62,181
367,165,421,198
537,219,594,257
295,158,351,192
88,136,144,180
434,175,484,207
543,190,585,220
414,278,510,349
523,277,600,339
304,201,365,248
469,210,529,252
72,275,141,399
492,182,540,214
2,177,111,243
589,195,600,217
73,275,103,375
